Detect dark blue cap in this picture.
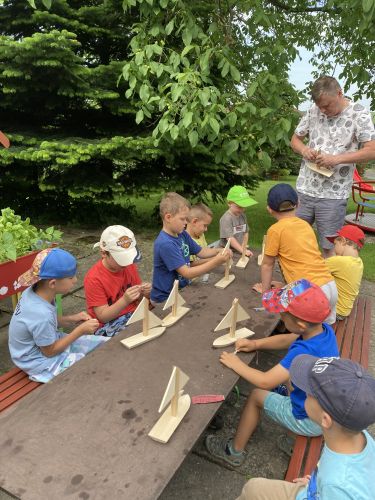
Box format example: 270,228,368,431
267,183,298,212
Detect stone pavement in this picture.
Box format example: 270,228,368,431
0,228,374,500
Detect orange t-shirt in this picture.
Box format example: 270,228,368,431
265,217,333,287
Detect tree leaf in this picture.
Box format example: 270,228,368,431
170,124,179,140
165,19,174,35
230,65,241,82
209,117,220,136
135,109,144,124
188,130,199,147
227,112,237,128
182,111,193,128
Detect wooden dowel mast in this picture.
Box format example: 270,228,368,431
142,297,149,336
171,368,180,416
230,298,238,338
172,280,178,316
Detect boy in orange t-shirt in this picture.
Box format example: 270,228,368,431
253,184,337,324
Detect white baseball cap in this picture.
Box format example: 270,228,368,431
93,226,141,266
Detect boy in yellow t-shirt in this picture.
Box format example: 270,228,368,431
325,225,364,320
253,183,337,324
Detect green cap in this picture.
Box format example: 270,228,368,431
227,185,258,208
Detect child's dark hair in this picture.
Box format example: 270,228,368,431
277,200,297,213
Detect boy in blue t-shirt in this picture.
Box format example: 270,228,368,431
206,279,339,466
237,355,375,500
150,192,231,303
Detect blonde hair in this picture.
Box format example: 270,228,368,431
159,192,190,219
187,203,213,222
311,76,341,102
335,236,362,251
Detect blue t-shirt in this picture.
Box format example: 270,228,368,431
8,286,65,377
151,230,201,302
296,431,375,500
280,324,339,419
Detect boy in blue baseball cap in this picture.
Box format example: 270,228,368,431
236,354,375,499
9,248,108,383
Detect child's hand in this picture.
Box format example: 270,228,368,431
245,248,253,257
271,280,283,289
78,318,99,335
70,311,91,323
220,351,242,370
252,282,262,293
217,249,231,264
140,282,151,297
292,475,311,486
235,338,257,353
123,285,141,305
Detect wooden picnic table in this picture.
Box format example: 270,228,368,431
0,257,280,500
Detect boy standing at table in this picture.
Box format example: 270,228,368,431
84,225,151,337
150,192,231,303
254,183,337,324
205,279,339,466
236,354,375,500
219,185,257,256
325,225,365,321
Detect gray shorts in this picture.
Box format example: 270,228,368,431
296,193,348,249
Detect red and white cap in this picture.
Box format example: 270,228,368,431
326,225,365,248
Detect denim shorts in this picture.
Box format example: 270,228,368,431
296,192,348,249
264,392,322,437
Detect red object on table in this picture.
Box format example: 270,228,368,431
192,394,225,404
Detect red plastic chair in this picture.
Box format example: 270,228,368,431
345,169,375,232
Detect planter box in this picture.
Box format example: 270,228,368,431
0,250,40,299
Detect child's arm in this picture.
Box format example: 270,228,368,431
196,247,222,259
261,254,276,292
40,319,99,357
176,250,230,280
220,352,289,389
235,334,298,353
93,285,141,324
58,311,91,328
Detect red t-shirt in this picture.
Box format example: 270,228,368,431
84,260,142,325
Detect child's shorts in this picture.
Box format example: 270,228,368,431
264,392,322,437
94,312,133,337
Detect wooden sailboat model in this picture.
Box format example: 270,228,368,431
161,280,190,327
213,298,255,347
148,366,191,443
120,297,166,349
215,240,235,289
258,235,266,266
236,232,249,268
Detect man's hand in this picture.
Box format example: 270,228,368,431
315,152,339,169
76,318,99,335
70,311,91,323
235,338,257,353
302,147,318,161
123,285,141,305
219,351,242,370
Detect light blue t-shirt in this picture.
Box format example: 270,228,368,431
8,286,65,377
151,230,201,302
280,323,339,419
296,430,375,500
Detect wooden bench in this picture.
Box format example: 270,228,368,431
0,367,41,413
285,295,372,481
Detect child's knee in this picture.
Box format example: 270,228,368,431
249,388,269,407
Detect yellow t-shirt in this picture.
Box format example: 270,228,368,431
326,256,363,316
189,233,207,262
265,217,333,287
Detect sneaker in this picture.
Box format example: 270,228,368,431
205,435,246,467
272,384,289,396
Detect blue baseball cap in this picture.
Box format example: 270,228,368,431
18,248,77,287
267,183,298,212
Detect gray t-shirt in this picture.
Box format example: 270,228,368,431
295,101,375,199
219,210,248,248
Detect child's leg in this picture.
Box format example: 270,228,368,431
205,388,269,466
236,477,303,500
94,312,133,337
233,388,270,451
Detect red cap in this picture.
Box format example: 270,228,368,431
262,279,331,323
326,225,365,248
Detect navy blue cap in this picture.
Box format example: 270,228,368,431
267,183,298,212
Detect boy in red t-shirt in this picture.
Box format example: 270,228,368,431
84,225,151,336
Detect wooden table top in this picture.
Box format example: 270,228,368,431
0,257,279,500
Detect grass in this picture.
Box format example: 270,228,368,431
129,176,375,281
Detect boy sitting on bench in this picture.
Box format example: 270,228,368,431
237,354,375,499
205,279,339,466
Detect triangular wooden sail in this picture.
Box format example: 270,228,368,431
163,281,185,311
125,297,162,329
214,300,250,332
158,366,189,413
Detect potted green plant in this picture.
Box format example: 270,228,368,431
0,208,63,299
